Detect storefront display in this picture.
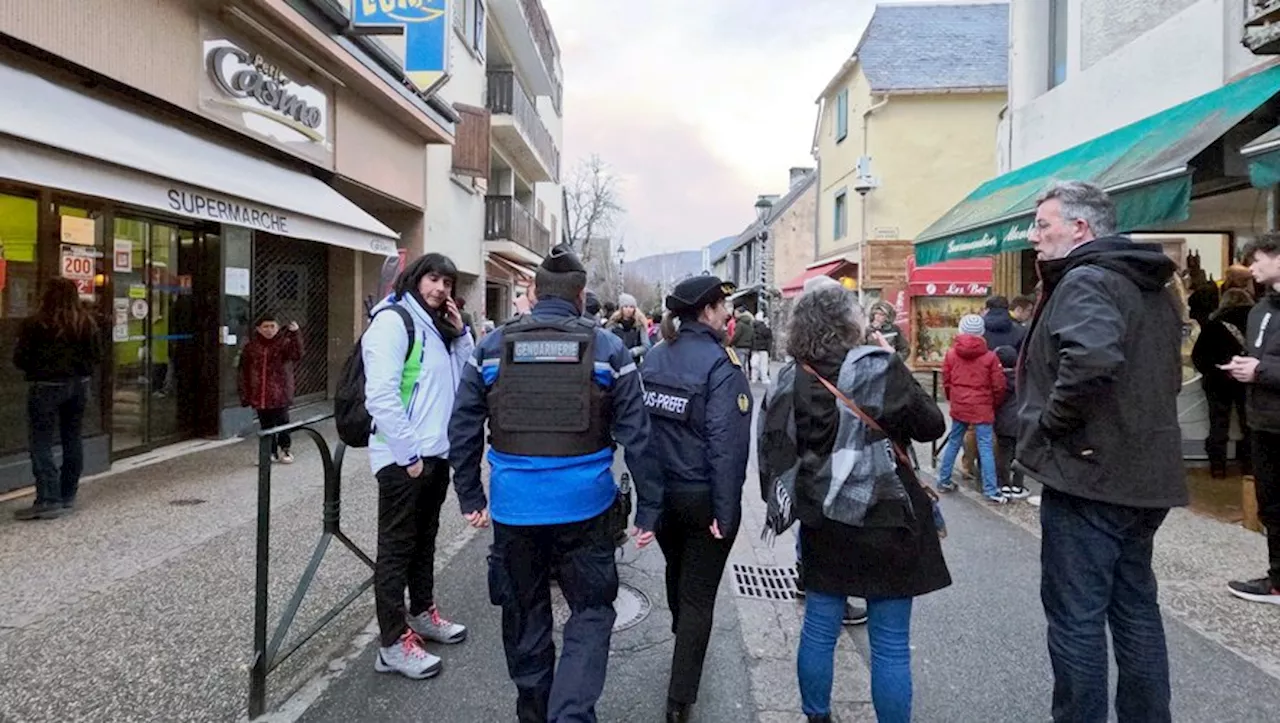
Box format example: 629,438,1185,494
906,258,994,367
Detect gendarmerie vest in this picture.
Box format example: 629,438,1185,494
489,315,614,457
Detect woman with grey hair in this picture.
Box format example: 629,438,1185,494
758,285,949,723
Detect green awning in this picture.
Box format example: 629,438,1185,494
1243,125,1280,188
915,64,1280,265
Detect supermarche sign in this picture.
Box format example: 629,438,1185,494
352,0,450,95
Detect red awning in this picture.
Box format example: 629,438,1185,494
906,257,994,297
781,259,856,298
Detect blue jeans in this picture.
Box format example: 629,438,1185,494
1041,487,1171,723
27,378,89,506
798,592,913,722
937,420,997,497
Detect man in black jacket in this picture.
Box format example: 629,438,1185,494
981,295,1026,352
1224,235,1280,606
1016,181,1185,723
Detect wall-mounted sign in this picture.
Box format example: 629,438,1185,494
352,0,450,95
130,298,149,320
912,282,991,297
199,21,333,167
113,239,133,272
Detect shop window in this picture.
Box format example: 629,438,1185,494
57,205,104,439
0,193,40,456
834,190,849,240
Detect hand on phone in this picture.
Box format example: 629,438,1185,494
444,298,464,331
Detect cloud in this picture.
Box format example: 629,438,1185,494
541,0,940,256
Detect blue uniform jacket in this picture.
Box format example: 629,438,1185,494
448,297,653,526
638,321,752,536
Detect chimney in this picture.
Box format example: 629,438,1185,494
789,167,814,188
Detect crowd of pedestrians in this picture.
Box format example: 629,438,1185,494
20,175,1275,722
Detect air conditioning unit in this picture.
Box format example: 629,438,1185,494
854,156,880,194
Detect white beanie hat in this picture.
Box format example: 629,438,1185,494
618,293,637,308
958,314,985,335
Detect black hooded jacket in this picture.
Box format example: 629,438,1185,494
1246,290,1280,432
982,309,1026,353
1015,237,1187,509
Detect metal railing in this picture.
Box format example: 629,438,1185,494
486,69,561,181
518,0,559,86
248,415,371,719
485,195,552,257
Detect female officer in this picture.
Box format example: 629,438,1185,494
632,275,753,723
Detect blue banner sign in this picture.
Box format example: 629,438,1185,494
352,0,450,94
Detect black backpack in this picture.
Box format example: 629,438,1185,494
334,305,414,448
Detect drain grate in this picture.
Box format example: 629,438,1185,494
730,563,799,601
168,498,207,507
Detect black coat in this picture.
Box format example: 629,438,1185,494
1191,303,1252,396
790,352,950,600
994,367,1018,439
1246,291,1280,433
982,309,1026,353
751,321,772,353
1015,237,1187,509
14,317,102,382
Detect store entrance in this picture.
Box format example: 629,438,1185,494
109,218,213,456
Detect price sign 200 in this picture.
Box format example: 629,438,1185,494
62,253,95,280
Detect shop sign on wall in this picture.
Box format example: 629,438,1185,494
198,20,333,166
351,0,450,95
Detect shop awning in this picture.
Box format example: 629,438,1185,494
0,61,399,256
914,65,1280,266
906,257,993,297
1242,124,1280,188
487,254,536,281
780,258,857,298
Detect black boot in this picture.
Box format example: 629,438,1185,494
665,699,691,723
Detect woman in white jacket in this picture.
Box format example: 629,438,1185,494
362,253,475,680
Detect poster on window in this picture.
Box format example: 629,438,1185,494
113,239,133,272
911,296,987,367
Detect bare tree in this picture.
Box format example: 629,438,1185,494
565,154,624,266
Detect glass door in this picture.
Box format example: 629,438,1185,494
110,218,201,455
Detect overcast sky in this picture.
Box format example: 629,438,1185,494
542,0,930,259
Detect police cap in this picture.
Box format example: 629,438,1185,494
666,275,736,314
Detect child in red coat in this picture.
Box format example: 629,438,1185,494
239,313,303,463
937,314,1007,502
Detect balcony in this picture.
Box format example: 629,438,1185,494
487,70,560,183
485,196,552,262
1246,0,1280,54
488,0,559,96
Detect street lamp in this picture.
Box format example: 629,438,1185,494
754,196,771,223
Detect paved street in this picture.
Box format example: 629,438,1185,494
3,388,1280,722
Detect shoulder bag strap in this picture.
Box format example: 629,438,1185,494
801,363,910,466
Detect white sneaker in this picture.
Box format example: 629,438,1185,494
375,630,442,679
1006,486,1032,500
407,605,467,644
278,451,295,464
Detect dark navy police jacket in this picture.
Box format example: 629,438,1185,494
448,297,653,526
638,321,752,536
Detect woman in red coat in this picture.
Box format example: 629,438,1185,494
936,314,1007,502
239,313,304,463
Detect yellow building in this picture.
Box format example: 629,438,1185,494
813,2,1008,295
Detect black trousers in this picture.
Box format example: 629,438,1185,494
489,511,618,723
995,434,1024,490
374,459,451,647
257,407,291,455
1205,384,1251,472
655,487,737,705
1253,431,1280,589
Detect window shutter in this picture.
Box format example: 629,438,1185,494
452,103,491,178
